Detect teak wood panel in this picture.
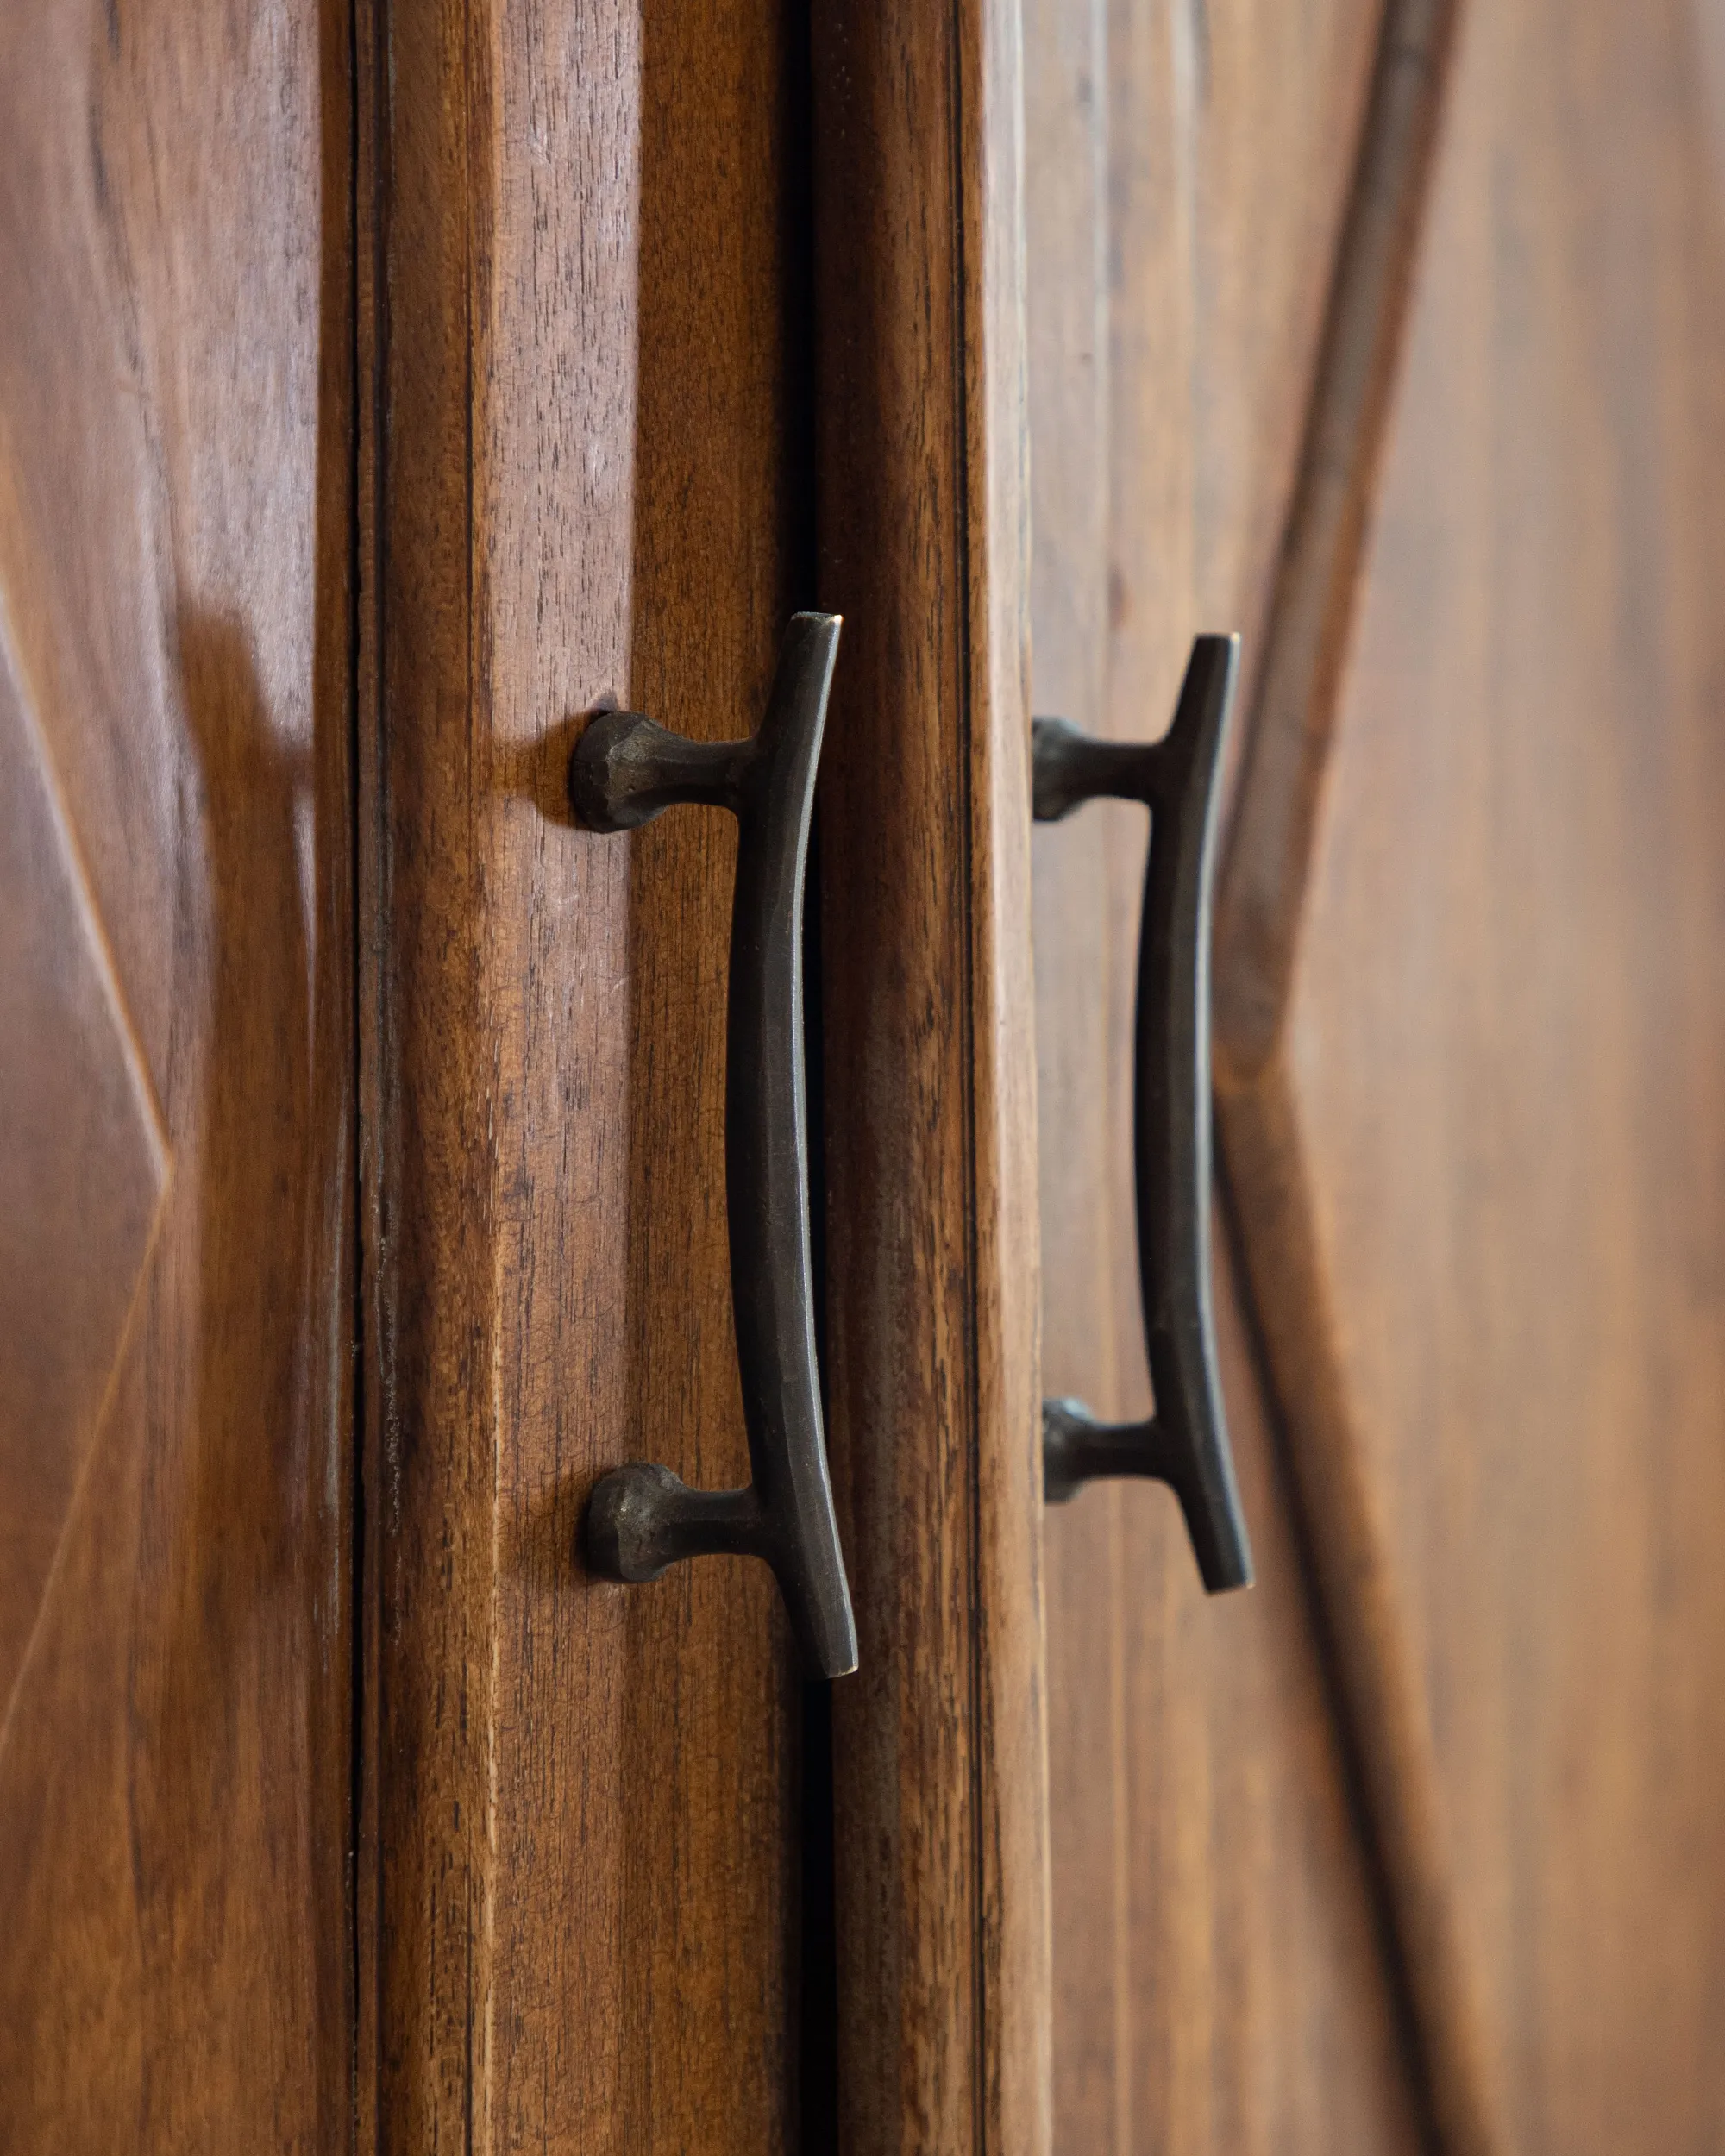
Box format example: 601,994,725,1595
1217,0,1725,2150
1211,1,1494,2147
812,2,1049,2151
361,0,813,2147
0,0,355,2146
1026,1,1433,2149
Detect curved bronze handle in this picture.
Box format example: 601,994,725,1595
1032,633,1253,1593
570,614,858,1677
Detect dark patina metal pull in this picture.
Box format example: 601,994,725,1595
1033,633,1253,1593
570,613,857,1677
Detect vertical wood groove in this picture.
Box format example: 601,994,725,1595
946,16,994,2156
814,1,1047,2148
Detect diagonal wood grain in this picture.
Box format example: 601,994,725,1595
1216,0,1725,2149
0,624,166,1746
0,0,357,2142
1207,5,1503,2151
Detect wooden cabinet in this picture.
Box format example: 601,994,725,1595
3,1,1722,2150
1031,2,1725,2152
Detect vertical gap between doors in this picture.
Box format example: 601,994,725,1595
785,0,839,2146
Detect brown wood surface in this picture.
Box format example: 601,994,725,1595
361,0,814,2147
812,3,1050,2151
0,0,356,2145
1217,0,1725,2149
1208,6,1505,2152
1026,3,1438,2150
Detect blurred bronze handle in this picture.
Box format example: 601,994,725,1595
1033,633,1253,1593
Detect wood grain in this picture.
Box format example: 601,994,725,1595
1217,0,1725,2149
361,0,816,2147
0,0,357,2144
0,654,165,1730
1204,6,1504,2153
812,3,1049,2151
1025,3,1435,2149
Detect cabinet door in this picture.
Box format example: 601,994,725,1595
1027,3,1429,2146
359,1,822,2148
1032,0,1725,2150
3,3,1046,2147
0,0,355,2145
1218,0,1725,2147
